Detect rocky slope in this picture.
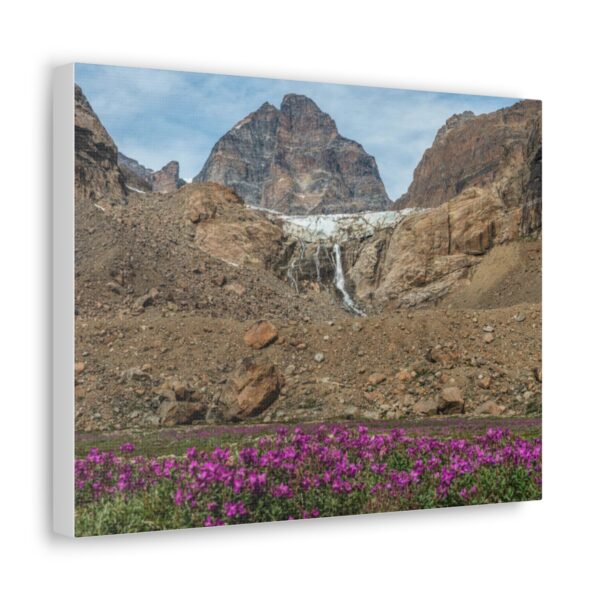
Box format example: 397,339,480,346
397,100,541,223
118,152,186,193
75,181,347,323
75,305,541,431
194,94,391,214
75,85,127,204
73,85,542,433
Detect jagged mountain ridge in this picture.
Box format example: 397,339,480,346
397,100,542,217
75,84,186,198
118,152,186,193
194,94,391,215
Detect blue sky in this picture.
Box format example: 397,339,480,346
75,63,521,199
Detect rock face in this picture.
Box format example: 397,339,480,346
397,100,541,218
75,84,127,204
344,99,542,309
182,182,285,268
117,152,154,191
350,186,521,307
118,153,186,193
152,160,185,193
194,94,391,214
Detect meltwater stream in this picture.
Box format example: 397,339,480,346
333,243,365,316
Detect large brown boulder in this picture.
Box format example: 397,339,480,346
194,94,390,214
474,400,505,416
224,357,284,419
438,387,465,415
412,398,440,416
243,320,278,349
158,401,207,426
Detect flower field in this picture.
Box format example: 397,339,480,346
75,423,541,536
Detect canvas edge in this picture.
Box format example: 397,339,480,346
53,64,75,537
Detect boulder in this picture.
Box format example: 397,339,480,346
478,375,492,390
396,369,413,382
426,347,453,366
133,288,159,313
243,320,278,349
158,401,206,426
412,398,440,416
224,357,284,419
155,378,198,402
438,387,465,414
120,367,151,383
75,362,86,375
474,400,506,416
367,373,387,385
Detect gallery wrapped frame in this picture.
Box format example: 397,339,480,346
54,63,541,537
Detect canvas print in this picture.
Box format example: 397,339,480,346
71,64,541,535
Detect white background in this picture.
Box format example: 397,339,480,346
2,1,598,597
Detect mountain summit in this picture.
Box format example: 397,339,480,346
397,100,541,219
194,94,391,214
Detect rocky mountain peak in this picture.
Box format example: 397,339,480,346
74,84,127,204
152,160,185,193
118,154,185,193
280,93,327,117
195,94,390,214
435,111,476,141
397,99,542,212
279,93,338,142
257,101,277,112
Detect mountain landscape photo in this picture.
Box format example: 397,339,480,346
72,64,542,535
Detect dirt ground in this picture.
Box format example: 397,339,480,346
75,301,541,432
442,239,541,309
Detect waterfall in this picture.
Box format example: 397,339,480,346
314,243,321,283
286,259,299,293
333,243,365,316
286,239,306,294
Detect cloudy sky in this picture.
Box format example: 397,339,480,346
75,63,521,199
